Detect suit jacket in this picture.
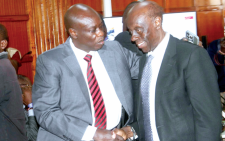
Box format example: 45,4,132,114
207,39,225,92
24,109,39,141
131,35,222,141
0,52,27,141
32,38,139,141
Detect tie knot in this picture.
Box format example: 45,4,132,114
84,54,92,62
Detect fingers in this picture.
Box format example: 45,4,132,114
113,128,127,140
112,131,116,139
112,132,124,141
114,134,124,141
93,128,125,141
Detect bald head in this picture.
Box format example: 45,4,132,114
63,4,105,53
64,4,100,35
128,1,164,23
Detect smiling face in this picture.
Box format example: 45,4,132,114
127,11,163,53
69,10,105,52
126,1,165,53
127,14,159,53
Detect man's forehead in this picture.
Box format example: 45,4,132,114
76,15,101,27
76,12,97,20
127,13,147,24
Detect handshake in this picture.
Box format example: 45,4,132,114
93,126,135,141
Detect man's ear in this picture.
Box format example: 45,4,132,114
68,28,77,39
1,40,8,50
154,17,161,29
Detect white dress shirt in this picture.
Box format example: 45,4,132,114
146,33,170,141
69,39,122,140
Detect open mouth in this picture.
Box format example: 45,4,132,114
137,41,145,47
97,39,104,45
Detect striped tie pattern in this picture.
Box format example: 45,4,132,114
84,54,107,129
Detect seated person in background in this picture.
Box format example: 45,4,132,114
0,24,27,141
18,75,39,141
207,38,225,92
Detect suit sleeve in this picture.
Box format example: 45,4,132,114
115,41,140,80
185,47,222,141
113,41,141,134
32,55,89,140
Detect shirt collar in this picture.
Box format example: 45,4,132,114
147,32,170,58
69,38,96,59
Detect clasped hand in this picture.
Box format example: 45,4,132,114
93,126,133,141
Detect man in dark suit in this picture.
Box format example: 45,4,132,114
32,4,139,141
116,1,222,141
0,24,27,141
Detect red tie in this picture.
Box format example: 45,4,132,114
84,54,107,129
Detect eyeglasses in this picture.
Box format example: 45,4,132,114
20,84,32,88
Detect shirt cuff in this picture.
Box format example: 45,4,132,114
28,103,33,108
81,126,97,140
28,109,34,116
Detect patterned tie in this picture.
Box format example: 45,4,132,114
141,55,154,141
84,54,107,129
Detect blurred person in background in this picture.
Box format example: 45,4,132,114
207,37,225,93
18,75,39,141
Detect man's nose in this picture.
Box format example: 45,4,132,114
131,31,138,42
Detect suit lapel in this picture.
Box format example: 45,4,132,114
98,45,130,115
62,38,91,112
155,35,177,128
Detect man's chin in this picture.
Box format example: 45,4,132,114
94,44,104,51
139,47,149,53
